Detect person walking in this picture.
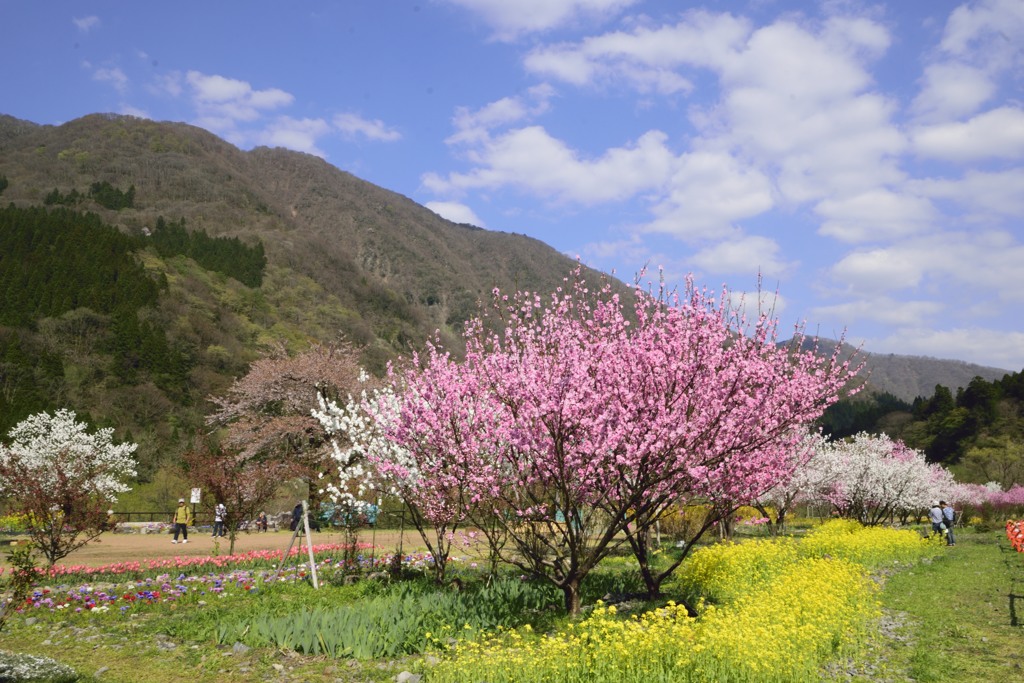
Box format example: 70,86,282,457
172,498,193,544
940,500,956,546
213,502,227,538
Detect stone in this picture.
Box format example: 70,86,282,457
232,642,250,654
95,666,109,677
395,672,422,683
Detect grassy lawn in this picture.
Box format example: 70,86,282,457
843,527,1024,682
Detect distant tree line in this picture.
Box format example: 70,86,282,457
820,370,1024,472
0,204,269,435
45,181,135,210
149,216,266,288
0,205,162,327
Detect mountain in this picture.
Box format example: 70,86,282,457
0,112,1013,477
0,113,590,358
807,339,1010,403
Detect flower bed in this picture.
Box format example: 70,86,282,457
9,548,448,618
1007,520,1024,552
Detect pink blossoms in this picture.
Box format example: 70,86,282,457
371,268,859,612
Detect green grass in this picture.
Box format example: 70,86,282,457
839,527,1024,682
3,528,1022,682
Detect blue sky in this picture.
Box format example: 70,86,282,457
2,0,1023,371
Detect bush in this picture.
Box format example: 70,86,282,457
0,650,78,683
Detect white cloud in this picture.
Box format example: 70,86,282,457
688,235,794,279
910,62,996,122
255,117,331,156
812,296,944,328
828,232,1024,301
829,247,927,293
814,190,936,243
911,106,1024,162
727,288,788,326
939,0,1024,60
120,105,150,119
712,22,905,204
447,85,554,145
909,169,1024,219
149,72,183,98
523,11,750,88
73,16,100,33
425,201,486,227
522,11,905,210
441,0,639,41
644,151,773,241
185,71,293,126
423,126,673,204
92,67,128,94
333,113,402,142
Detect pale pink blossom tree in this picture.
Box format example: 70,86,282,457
375,268,858,611
752,430,831,536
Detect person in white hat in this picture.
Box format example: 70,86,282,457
927,501,945,540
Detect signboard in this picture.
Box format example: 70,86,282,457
190,488,201,504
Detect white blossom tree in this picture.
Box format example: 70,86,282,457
752,430,831,535
0,409,137,566
805,432,954,525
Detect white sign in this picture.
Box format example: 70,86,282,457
190,488,201,504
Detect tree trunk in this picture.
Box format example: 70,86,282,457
562,576,582,615
624,524,661,597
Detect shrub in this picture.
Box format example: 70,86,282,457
0,650,78,683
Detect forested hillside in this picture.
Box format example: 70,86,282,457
0,113,611,482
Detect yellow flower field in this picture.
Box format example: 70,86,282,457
425,520,938,683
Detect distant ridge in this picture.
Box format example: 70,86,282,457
802,338,1009,402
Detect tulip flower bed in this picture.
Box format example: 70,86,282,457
8,545,447,621
10,542,376,583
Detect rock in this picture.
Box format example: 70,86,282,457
343,574,361,585
24,617,38,626
272,663,285,672
232,642,251,654
396,672,422,683
95,666,109,677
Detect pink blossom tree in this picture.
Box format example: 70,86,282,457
375,268,858,612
